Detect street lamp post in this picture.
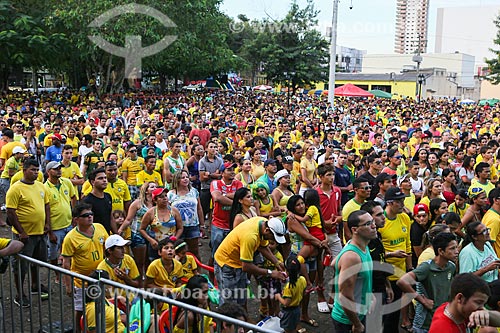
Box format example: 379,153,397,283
418,74,425,102
284,71,295,109
328,0,340,106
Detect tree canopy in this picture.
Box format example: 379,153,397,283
486,13,500,85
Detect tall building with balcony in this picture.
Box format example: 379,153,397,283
395,0,430,54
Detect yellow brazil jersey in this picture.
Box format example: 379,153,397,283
6,180,49,235
0,142,26,162
0,156,20,179
121,157,145,186
342,198,362,222
85,299,126,333
65,136,80,157
484,208,500,259
179,254,198,280
282,275,307,307
146,258,184,288
103,146,125,162
448,202,469,219
10,170,43,185
96,254,140,291
470,179,495,197
379,213,412,281
172,310,213,333
305,205,322,229
300,158,317,189
136,170,163,187
214,216,269,269
61,223,109,288
106,179,132,211
61,161,83,199
44,177,76,230
358,140,373,151
0,238,11,250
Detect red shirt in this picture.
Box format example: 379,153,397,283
210,179,243,230
429,303,468,333
189,128,211,148
316,185,342,234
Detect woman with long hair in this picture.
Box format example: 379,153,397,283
140,188,183,262
441,168,457,205
229,187,257,229
458,155,476,190
103,125,114,147
186,143,204,193
448,190,470,220
272,170,294,216
426,151,442,177
429,198,448,226
252,181,280,218
420,177,443,207
118,181,157,276
235,158,255,188
21,126,39,160
250,148,265,179
168,170,204,259
299,143,318,196
412,148,429,179
438,149,451,170
172,275,212,333
459,222,499,282
456,187,489,238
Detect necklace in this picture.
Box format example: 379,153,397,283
444,304,465,333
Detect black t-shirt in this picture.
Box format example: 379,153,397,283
334,166,352,206
410,222,427,268
84,192,113,233
368,233,394,292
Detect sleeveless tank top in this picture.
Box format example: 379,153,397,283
148,207,176,241
239,172,255,188
258,197,274,215
131,203,149,234
276,188,292,207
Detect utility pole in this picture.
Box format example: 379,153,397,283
328,0,339,106
412,34,423,102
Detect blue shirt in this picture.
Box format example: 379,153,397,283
45,145,63,162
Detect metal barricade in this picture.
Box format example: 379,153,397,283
0,254,279,333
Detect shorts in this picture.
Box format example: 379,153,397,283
13,234,48,277
181,226,201,240
48,226,73,261
279,306,300,331
214,261,248,306
327,233,343,259
210,225,230,257
304,226,325,245
332,317,366,333
73,287,83,311
0,178,10,204
131,232,147,248
128,185,139,201
200,189,212,216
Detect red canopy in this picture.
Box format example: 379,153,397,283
334,83,374,97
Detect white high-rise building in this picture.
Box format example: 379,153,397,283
395,0,430,54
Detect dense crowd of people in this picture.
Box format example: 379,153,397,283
1,89,500,332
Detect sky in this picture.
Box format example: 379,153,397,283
221,0,500,54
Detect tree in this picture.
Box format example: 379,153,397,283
486,14,500,84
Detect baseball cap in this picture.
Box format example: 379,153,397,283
413,203,429,216
218,128,227,134
275,170,290,182
12,146,26,154
264,159,277,167
45,161,61,171
105,235,131,250
267,218,287,244
384,187,407,201
221,162,237,171
152,188,167,200
397,173,412,187
51,133,63,141
282,156,293,164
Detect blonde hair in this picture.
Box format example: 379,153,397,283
171,170,191,192
139,181,156,206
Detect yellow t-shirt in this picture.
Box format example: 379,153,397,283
65,136,80,157
358,140,373,151
342,199,362,222
61,161,83,199
300,158,317,188
85,299,125,333
6,180,49,235
214,216,269,269
10,170,43,184
103,146,125,162
0,156,20,179
448,202,469,219
379,213,412,281
484,208,500,259
282,275,307,307
146,258,184,288
136,170,163,187
251,162,265,180
44,178,76,230
470,179,495,197
0,142,26,162
61,223,109,287
172,310,213,333
417,247,435,266
179,254,198,280
404,193,416,213
305,205,322,229
0,238,11,250
96,254,140,287
106,179,132,211
121,157,145,186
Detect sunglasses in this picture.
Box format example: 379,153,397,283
477,228,491,235
393,156,402,159
79,212,94,218
360,185,372,191
129,149,137,153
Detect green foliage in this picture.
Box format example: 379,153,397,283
486,14,500,85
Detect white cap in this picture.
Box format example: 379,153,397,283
275,169,290,182
267,218,287,244
105,235,131,250
12,146,26,154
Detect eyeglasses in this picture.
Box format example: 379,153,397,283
79,212,94,218
129,149,137,153
360,185,372,191
327,157,335,160
374,161,382,165
358,220,375,228
477,228,491,235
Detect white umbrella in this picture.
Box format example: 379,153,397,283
253,85,272,91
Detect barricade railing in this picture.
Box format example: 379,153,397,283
0,254,279,333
